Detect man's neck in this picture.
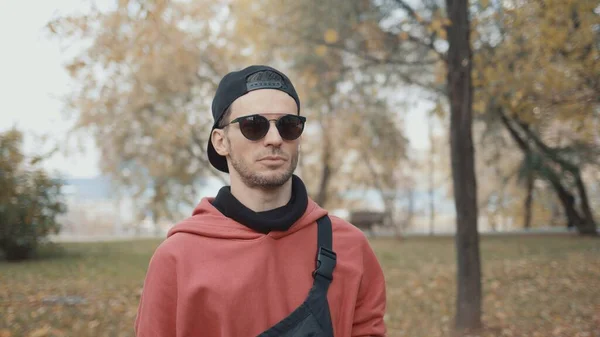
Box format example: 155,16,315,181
230,179,293,212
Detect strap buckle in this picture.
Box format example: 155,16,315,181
313,246,337,281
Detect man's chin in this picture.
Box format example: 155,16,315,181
253,170,293,187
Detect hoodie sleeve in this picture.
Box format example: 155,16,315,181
135,242,178,337
351,238,387,337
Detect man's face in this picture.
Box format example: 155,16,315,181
212,89,300,189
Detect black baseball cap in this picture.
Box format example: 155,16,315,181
207,65,301,173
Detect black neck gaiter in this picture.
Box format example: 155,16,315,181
211,175,309,234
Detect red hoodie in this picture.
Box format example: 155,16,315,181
135,197,387,337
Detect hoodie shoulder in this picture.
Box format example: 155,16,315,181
329,214,371,242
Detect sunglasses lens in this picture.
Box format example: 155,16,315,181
277,115,305,140
238,115,269,141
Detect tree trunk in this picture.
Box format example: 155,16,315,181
152,212,162,237
517,121,597,235
501,114,584,232
574,174,598,235
428,186,435,236
114,191,123,236
428,111,436,236
445,0,482,332
401,186,415,239
524,170,534,230
543,167,583,230
152,180,167,236
383,197,396,233
316,131,332,207
360,146,401,238
550,199,561,227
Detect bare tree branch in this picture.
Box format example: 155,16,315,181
393,0,422,23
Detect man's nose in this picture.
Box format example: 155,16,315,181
263,121,283,146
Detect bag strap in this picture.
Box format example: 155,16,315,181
255,215,336,337
313,215,337,282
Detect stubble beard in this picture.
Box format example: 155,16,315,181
229,147,298,190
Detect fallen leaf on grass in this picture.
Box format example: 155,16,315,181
28,326,50,337
3,236,598,337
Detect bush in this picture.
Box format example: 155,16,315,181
0,128,66,261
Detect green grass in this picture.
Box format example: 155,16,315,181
1,235,599,337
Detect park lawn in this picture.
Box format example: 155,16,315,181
0,234,599,337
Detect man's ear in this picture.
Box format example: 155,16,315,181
211,129,229,156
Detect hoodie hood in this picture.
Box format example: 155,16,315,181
167,197,328,240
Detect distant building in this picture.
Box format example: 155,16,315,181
54,175,223,238
56,176,136,236
54,169,588,239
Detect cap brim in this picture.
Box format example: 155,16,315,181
207,129,229,173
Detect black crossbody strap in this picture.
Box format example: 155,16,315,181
313,215,336,281
256,215,337,337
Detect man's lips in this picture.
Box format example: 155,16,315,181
259,156,286,162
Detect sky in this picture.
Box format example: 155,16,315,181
0,0,435,180
0,0,101,178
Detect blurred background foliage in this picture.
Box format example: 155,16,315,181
0,129,66,261
40,0,600,235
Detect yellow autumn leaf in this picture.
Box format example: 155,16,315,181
514,90,524,101
473,100,486,113
315,45,328,56
323,29,339,44
438,29,447,40
430,19,442,33
28,327,50,337
433,102,446,118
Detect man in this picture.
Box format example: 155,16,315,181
135,65,387,337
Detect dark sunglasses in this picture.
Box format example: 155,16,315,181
220,114,307,141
